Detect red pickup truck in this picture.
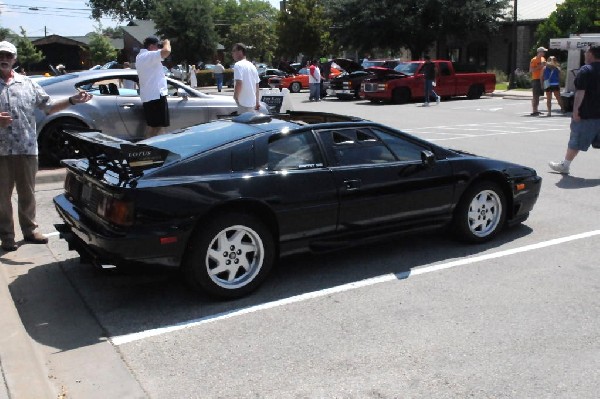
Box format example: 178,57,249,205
361,60,496,104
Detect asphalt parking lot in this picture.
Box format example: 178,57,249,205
2,90,599,398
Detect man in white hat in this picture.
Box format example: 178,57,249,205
0,40,92,252
529,46,547,115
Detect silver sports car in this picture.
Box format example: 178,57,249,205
35,69,238,165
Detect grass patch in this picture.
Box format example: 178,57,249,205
495,82,508,91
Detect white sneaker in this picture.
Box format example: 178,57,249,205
436,96,440,105
548,161,570,174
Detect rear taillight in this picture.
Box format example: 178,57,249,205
97,196,134,226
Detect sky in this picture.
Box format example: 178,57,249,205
0,0,282,37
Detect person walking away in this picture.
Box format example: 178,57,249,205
231,43,260,114
0,40,92,252
548,46,600,174
189,64,198,88
212,60,225,92
136,36,171,138
308,59,321,102
542,56,564,116
529,47,547,116
422,56,440,106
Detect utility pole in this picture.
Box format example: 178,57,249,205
508,0,518,89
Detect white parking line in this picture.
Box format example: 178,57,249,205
110,229,600,346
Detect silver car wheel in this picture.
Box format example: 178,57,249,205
467,189,503,238
205,225,265,289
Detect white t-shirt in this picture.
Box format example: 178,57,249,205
233,59,260,108
135,49,168,102
308,66,321,84
212,63,225,74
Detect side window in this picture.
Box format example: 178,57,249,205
439,62,451,76
330,128,396,166
268,132,323,170
372,128,427,162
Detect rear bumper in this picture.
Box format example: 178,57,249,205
54,194,193,267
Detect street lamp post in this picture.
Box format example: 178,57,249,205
509,0,518,89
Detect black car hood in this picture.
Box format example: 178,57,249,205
333,58,363,73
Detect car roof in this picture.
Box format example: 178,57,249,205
144,112,367,160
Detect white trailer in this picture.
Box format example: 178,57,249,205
549,33,600,111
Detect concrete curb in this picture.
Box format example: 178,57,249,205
37,168,66,186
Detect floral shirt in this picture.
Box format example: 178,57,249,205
0,73,52,156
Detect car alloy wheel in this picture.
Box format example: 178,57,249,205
453,181,506,243
290,82,302,93
183,213,275,298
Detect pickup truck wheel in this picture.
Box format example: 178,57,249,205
392,88,410,104
182,213,275,299
290,82,302,93
467,85,484,99
38,118,88,167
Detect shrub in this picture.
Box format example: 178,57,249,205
488,69,507,84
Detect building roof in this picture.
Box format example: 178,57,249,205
121,20,158,45
30,34,124,50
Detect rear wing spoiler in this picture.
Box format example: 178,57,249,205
62,130,176,183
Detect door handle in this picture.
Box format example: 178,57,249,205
120,103,136,109
343,179,361,190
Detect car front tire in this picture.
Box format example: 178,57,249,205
453,181,506,243
290,82,302,93
183,213,275,299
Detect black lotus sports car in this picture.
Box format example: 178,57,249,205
54,112,542,298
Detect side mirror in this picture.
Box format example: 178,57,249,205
421,150,435,167
177,88,189,99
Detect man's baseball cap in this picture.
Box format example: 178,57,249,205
0,41,17,55
537,46,548,52
143,36,160,48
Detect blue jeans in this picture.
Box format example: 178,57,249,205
309,83,320,101
424,79,439,103
215,74,223,91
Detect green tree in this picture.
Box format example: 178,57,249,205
88,0,155,21
0,27,16,41
277,0,332,60
14,28,44,71
534,0,600,52
150,0,218,65
88,32,118,65
327,0,509,59
225,1,279,64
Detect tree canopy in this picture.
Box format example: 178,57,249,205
14,28,44,70
87,0,155,21
326,0,509,59
88,31,118,65
277,0,332,60
150,0,218,65
534,0,600,52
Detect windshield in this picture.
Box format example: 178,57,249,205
362,60,385,68
393,63,420,76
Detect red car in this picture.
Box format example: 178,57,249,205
269,65,342,93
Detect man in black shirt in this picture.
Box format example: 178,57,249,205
422,56,440,106
549,46,600,174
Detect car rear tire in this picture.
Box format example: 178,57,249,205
453,181,506,243
38,118,88,166
182,213,275,299
392,87,411,104
290,82,302,93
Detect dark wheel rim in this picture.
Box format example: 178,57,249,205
205,225,265,289
467,189,502,238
